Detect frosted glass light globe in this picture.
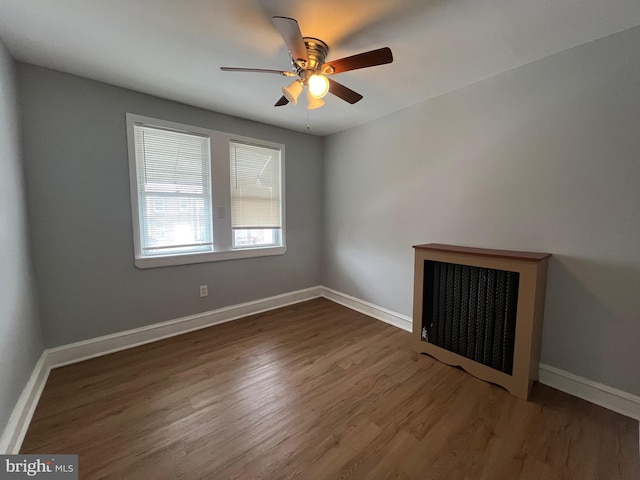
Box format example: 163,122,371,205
308,74,330,98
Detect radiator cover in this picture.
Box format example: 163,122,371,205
412,243,550,400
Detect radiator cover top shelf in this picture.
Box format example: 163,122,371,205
412,244,550,400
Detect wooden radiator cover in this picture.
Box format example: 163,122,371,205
413,243,550,400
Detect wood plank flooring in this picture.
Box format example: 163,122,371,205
21,298,639,479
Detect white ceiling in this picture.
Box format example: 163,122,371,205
1,0,639,136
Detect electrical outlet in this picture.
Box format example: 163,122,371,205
199,285,208,297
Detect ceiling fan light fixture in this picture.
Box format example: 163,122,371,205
282,80,303,104
307,91,325,110
308,74,330,98
221,17,393,109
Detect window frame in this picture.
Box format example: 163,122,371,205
126,113,286,269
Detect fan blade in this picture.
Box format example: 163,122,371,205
328,79,363,104
275,96,289,107
323,47,393,75
220,67,295,76
272,16,309,67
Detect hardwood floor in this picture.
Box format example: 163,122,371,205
21,298,639,479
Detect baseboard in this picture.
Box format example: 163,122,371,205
0,353,50,454
319,286,413,332
319,289,640,422
1,286,323,453
47,286,323,368
4,285,638,455
319,288,640,422
538,364,640,421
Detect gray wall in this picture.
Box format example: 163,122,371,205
18,64,323,347
0,39,42,434
323,26,640,395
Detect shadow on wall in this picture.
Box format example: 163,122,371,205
541,255,640,395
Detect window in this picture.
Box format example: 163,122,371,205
230,142,282,248
127,114,285,268
132,124,213,257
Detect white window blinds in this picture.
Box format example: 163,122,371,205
230,142,282,230
133,124,213,256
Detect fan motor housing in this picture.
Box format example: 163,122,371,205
300,37,329,73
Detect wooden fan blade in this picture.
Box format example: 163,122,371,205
275,96,289,107
323,47,393,75
220,67,295,76
328,79,363,104
272,16,309,66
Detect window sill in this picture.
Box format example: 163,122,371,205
134,246,287,269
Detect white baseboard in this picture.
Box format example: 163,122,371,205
320,286,413,332
3,285,638,455
0,286,322,453
0,353,50,454
319,289,640,422
538,364,640,421
320,288,640,422
47,286,322,368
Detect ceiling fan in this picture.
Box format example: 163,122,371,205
220,16,393,109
